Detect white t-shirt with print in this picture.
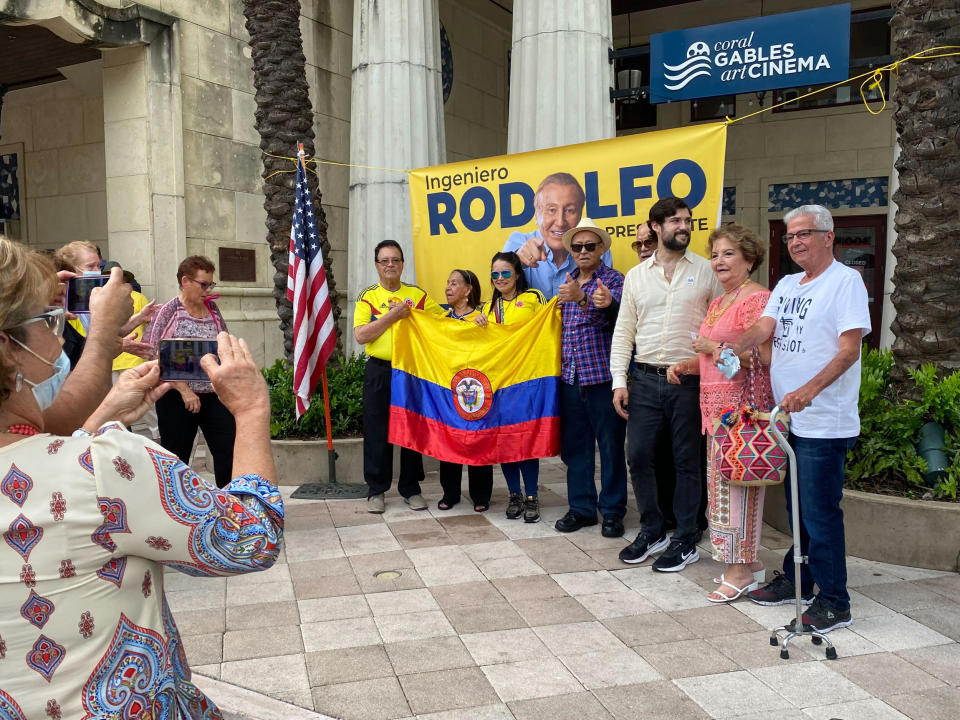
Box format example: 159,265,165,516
762,260,871,439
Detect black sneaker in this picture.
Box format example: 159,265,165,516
652,539,699,572
619,532,669,564
523,495,540,523
747,571,815,606
786,597,852,633
505,493,524,519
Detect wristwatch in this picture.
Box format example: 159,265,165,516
577,295,588,307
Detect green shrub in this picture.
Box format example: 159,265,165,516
263,354,366,440
846,348,959,500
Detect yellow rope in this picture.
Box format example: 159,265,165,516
261,149,409,175
725,45,960,125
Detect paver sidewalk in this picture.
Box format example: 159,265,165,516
168,459,960,719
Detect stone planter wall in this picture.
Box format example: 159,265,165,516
763,484,960,572
271,438,439,486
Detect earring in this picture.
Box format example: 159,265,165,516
14,369,23,393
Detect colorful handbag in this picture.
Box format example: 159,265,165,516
711,349,790,487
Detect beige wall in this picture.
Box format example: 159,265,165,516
1,61,107,254
440,0,512,162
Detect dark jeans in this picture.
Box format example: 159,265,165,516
654,432,709,533
782,433,858,611
626,366,703,544
156,390,236,488
560,377,627,519
502,459,538,496
439,462,493,506
362,357,424,498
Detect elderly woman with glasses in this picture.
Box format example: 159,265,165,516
143,255,235,487
0,237,283,718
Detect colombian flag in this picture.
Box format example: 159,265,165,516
389,300,561,464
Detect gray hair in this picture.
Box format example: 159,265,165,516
783,204,833,231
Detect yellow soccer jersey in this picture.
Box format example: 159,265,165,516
354,282,443,361
481,288,546,325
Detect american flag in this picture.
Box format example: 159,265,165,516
286,154,336,418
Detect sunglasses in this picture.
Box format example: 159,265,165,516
571,242,599,253
490,270,513,280
186,277,217,291
632,239,658,249
11,306,66,338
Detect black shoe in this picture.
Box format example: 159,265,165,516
786,597,852,633
554,510,598,533
601,515,624,538
651,539,699,572
619,532,669,564
523,495,540,523
747,571,815,606
505,493,524,519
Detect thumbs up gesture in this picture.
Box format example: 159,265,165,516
557,272,582,304
593,277,612,308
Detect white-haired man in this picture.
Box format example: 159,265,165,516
718,204,870,633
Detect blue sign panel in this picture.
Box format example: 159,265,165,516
650,4,851,104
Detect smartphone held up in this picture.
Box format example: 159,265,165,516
158,338,219,382
66,275,110,314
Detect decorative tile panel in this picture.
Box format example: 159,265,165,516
768,177,888,212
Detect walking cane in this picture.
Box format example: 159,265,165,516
768,406,838,660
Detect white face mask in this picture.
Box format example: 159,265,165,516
11,338,71,411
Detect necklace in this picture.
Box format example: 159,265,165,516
6,423,40,436
705,278,750,326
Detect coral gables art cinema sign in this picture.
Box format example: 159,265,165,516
650,4,851,103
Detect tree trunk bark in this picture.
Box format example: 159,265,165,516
242,0,343,361
890,0,960,387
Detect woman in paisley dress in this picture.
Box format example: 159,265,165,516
0,236,283,719
666,224,773,602
144,256,235,488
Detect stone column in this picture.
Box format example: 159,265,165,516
508,0,615,153
102,25,185,302
347,0,446,352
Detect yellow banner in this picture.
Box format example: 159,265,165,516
409,123,727,300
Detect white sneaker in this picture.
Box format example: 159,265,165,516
367,493,385,513
404,494,427,511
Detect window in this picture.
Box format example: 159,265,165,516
773,8,893,113
613,46,658,131
691,95,736,122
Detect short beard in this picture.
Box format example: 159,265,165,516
662,232,689,251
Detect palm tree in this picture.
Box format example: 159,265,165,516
242,0,342,358
889,0,960,385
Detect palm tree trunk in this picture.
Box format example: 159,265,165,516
242,0,343,360
889,0,960,386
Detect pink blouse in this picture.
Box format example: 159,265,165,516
697,290,774,434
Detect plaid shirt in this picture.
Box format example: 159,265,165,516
561,263,624,385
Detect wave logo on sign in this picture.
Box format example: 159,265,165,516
663,42,712,90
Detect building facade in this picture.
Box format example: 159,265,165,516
0,0,897,365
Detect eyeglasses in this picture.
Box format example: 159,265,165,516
186,277,217,291
490,270,513,280
570,242,599,254
376,258,403,266
12,307,65,338
783,229,829,243
632,238,657,249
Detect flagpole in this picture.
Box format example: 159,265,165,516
297,141,337,484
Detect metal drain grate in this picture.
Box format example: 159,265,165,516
290,482,368,500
